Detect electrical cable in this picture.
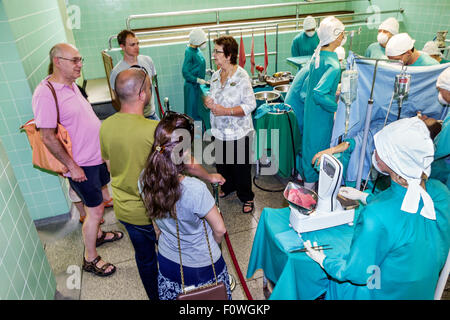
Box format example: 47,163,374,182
252,109,298,193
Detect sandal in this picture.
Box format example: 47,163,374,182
96,230,124,247
83,255,116,277
79,215,104,225
242,201,254,214
103,198,113,208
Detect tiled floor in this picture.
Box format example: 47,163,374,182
37,165,289,300
36,165,450,300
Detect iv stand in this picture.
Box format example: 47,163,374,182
354,56,403,190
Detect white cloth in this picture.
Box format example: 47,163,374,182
189,28,206,46
423,41,443,57
378,17,399,35
385,33,415,57
303,15,317,31
437,67,450,91
373,117,436,220
313,16,345,68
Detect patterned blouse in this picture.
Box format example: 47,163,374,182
208,66,257,141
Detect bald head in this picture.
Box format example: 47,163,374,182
115,68,150,103
50,43,78,64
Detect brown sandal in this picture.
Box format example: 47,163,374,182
96,230,124,247
242,201,254,214
83,255,116,277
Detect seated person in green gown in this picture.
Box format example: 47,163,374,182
304,117,450,299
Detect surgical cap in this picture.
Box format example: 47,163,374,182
189,28,206,46
385,33,415,57
313,16,345,68
303,16,317,30
374,117,436,220
378,17,399,35
422,41,443,57
436,67,450,91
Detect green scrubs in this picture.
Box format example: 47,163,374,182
431,113,450,188
324,179,450,299
284,62,310,133
365,42,387,59
410,53,440,66
301,50,341,183
291,31,319,57
441,58,450,64
182,46,206,120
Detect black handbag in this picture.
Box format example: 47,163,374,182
174,208,228,300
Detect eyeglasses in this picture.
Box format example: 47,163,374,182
130,65,148,95
57,56,84,64
213,49,224,54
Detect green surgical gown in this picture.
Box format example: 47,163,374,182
411,53,440,66
431,113,450,188
365,42,387,59
291,31,319,57
301,50,341,183
285,62,310,133
323,179,450,299
441,58,450,64
182,46,206,120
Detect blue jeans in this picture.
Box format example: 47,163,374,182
119,220,159,300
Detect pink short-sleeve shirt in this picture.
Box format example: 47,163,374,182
32,76,103,175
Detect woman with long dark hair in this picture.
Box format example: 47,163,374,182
139,112,232,300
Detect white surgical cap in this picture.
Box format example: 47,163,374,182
385,33,415,57
313,16,345,68
189,28,206,46
374,117,436,220
423,41,443,57
436,67,450,91
335,46,345,61
378,17,399,35
303,16,317,31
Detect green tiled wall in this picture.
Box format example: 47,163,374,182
74,0,350,112
0,139,56,300
68,0,351,80
348,0,450,56
0,0,71,221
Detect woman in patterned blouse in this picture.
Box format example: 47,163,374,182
203,35,257,214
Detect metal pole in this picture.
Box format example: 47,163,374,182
355,60,379,190
208,29,212,70
275,24,279,73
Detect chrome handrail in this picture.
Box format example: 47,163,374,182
108,8,404,50
125,0,367,30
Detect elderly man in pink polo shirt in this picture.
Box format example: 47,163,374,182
32,43,123,277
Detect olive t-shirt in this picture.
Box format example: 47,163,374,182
100,112,158,225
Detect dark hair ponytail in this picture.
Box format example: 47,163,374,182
140,113,194,219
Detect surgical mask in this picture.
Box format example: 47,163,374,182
438,91,449,105
372,152,389,176
305,31,316,37
340,34,347,46
377,32,389,45
200,43,207,50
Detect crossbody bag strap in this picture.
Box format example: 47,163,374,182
174,207,219,294
46,81,60,132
